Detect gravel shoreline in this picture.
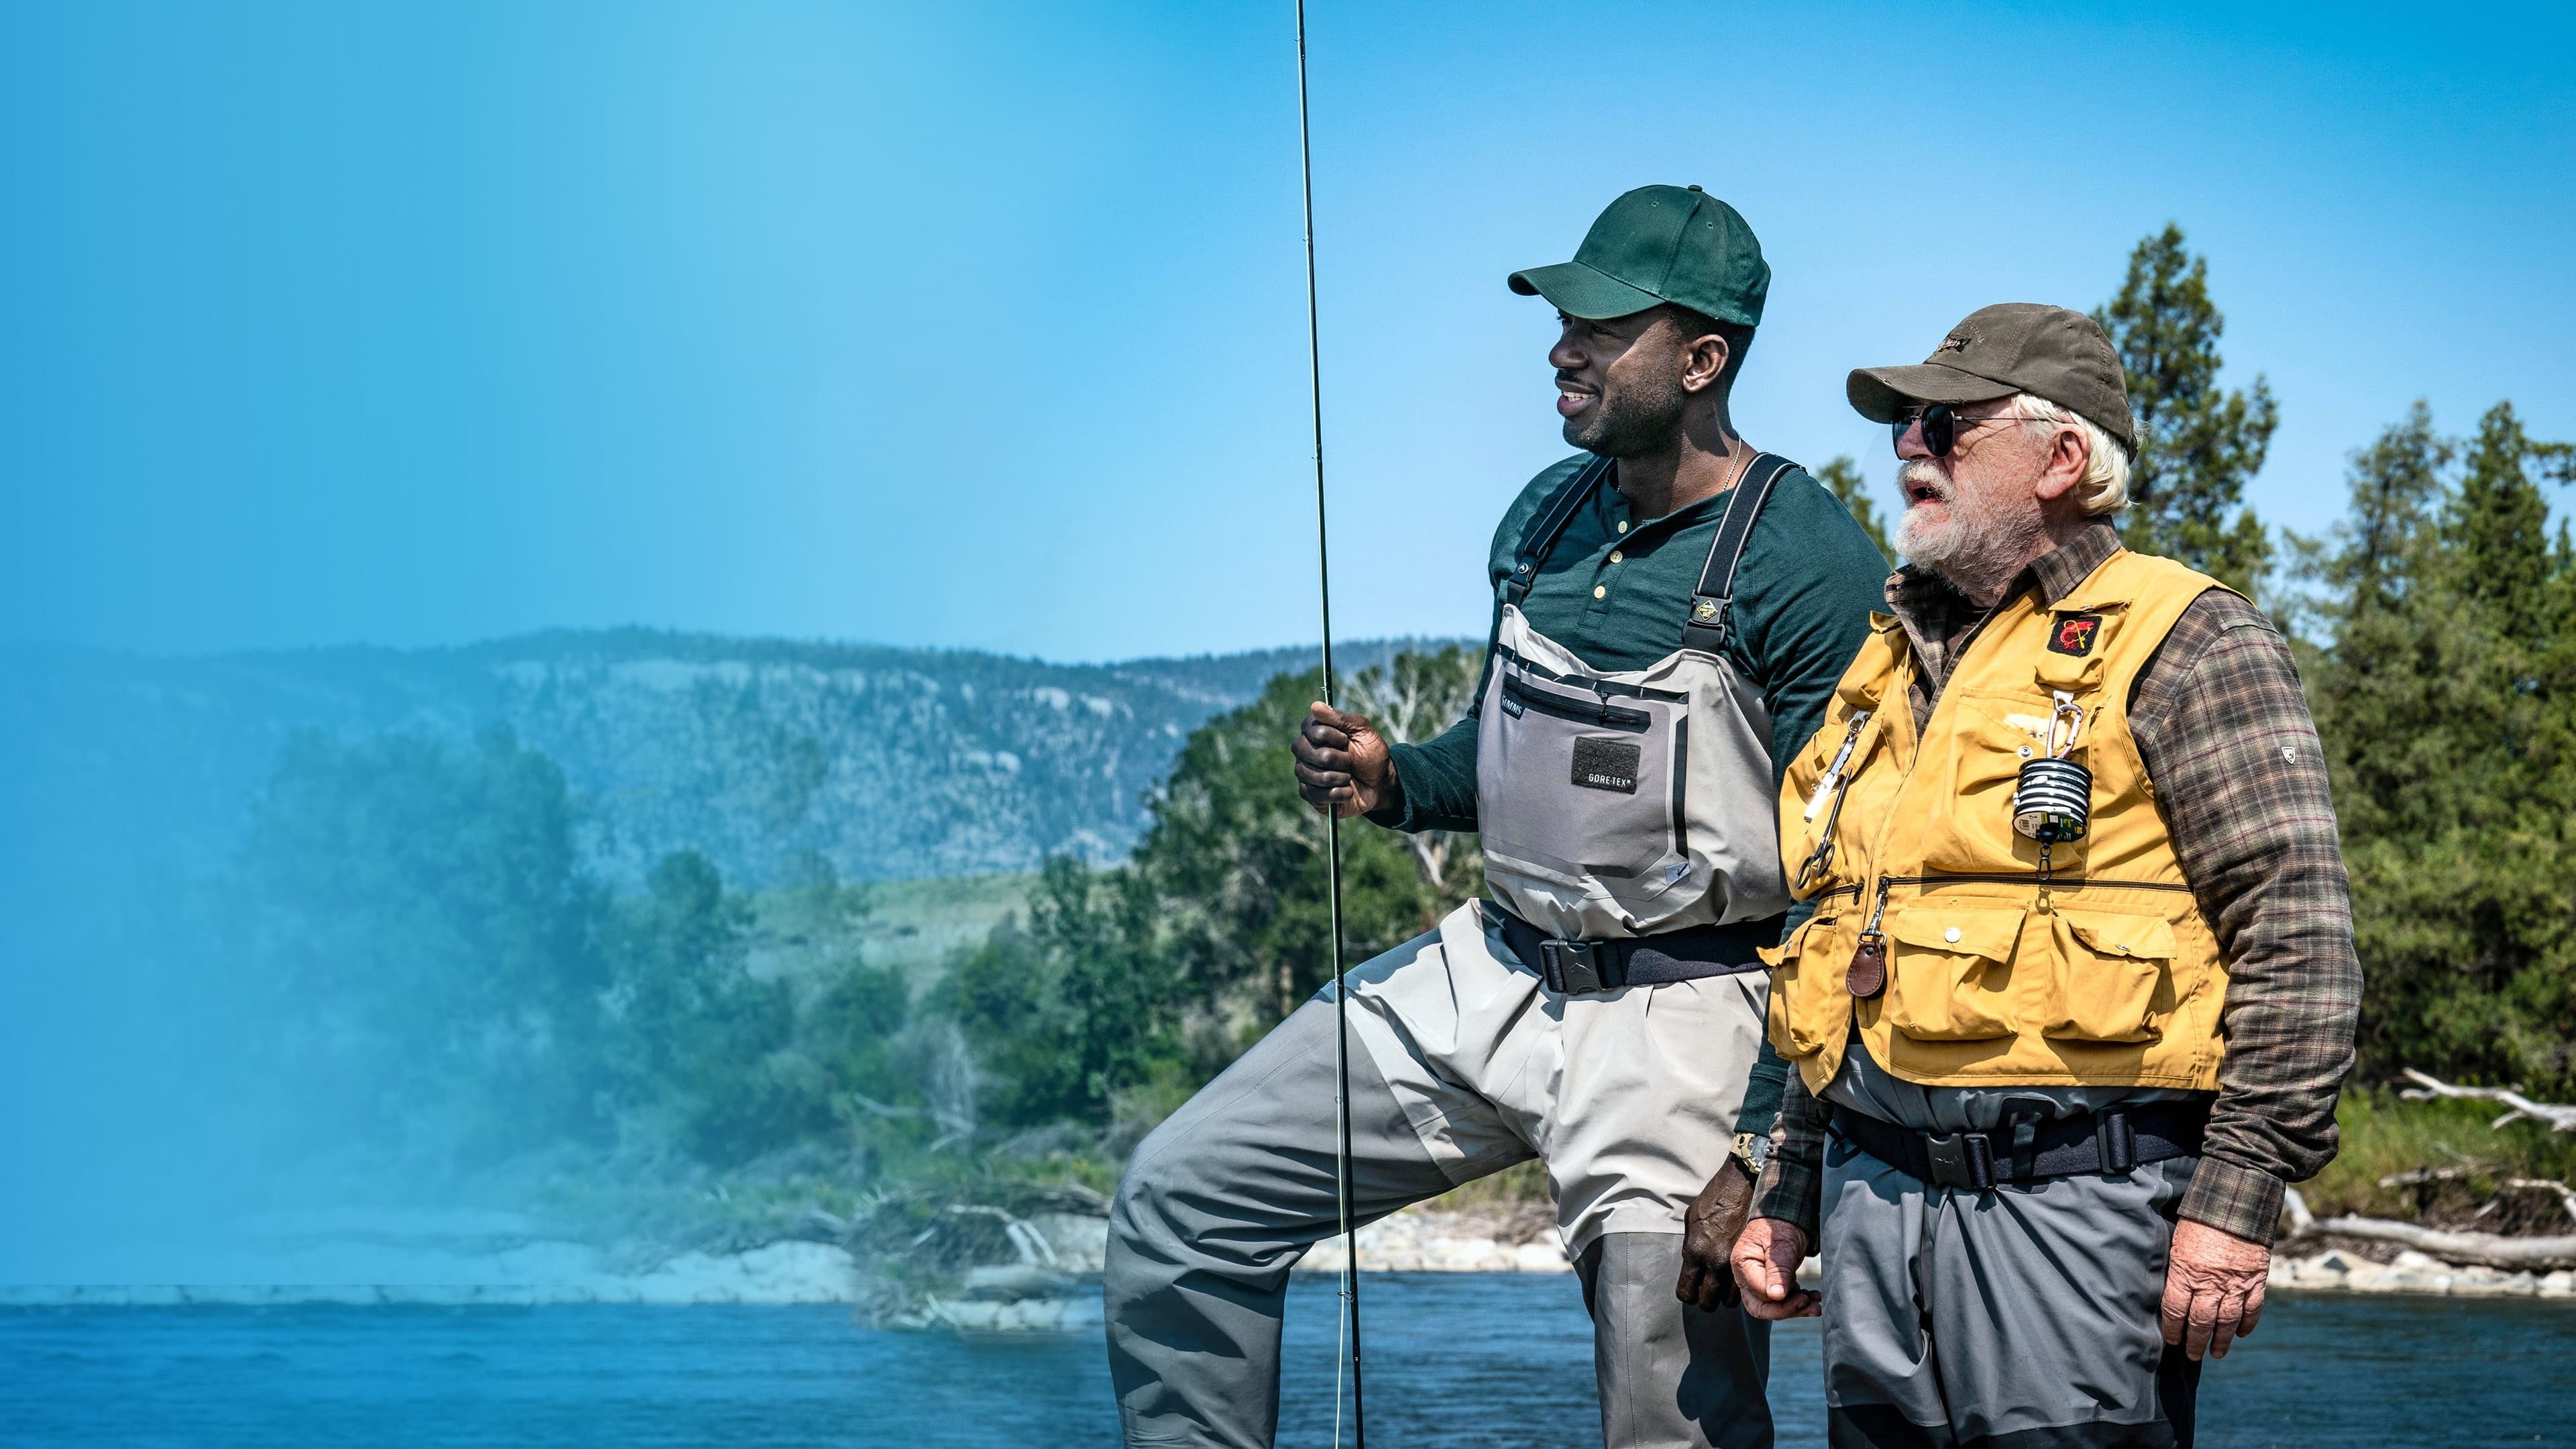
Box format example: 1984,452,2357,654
9,1210,2570,1309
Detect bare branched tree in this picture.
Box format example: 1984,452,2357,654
920,1018,984,1149
1347,646,1484,893
844,1018,984,1151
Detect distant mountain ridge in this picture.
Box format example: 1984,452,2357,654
1,629,1458,887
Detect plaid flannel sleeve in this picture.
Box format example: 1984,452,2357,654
2130,594,2362,1246
1750,1064,1831,1240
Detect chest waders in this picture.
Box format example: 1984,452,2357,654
1478,453,1798,990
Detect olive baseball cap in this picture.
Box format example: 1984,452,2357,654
1846,303,2136,450
1508,184,1768,327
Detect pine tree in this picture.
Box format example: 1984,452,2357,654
2302,401,2576,1094
2451,401,2571,641
2094,225,2279,595
1815,455,1892,561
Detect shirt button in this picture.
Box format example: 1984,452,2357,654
1944,927,1962,944
1616,520,1628,534
1593,585,1607,600
1609,550,1623,564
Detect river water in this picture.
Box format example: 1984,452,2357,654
5,1275,2571,1447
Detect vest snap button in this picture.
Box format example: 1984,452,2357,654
2018,745,2033,759
1944,926,1962,944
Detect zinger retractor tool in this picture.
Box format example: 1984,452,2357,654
2012,692,2090,881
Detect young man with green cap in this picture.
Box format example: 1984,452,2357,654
1728,304,2359,1447
1104,186,1889,1449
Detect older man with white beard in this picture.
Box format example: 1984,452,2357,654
1715,305,2359,1448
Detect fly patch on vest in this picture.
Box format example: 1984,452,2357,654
2046,612,2105,656
1570,737,1642,794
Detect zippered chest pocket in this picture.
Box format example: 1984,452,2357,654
1481,665,1688,888
1917,688,2096,873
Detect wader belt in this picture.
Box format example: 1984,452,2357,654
1829,1099,2209,1190
1500,452,1799,657
1496,906,1773,995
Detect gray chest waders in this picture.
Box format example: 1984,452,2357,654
1477,454,1799,977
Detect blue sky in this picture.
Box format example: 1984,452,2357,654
3,1,2569,663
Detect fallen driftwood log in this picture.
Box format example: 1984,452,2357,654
2398,1068,2576,1132
2302,1216,2576,1271
851,1180,1111,1330
2275,1072,2576,1274
2500,1178,2576,1225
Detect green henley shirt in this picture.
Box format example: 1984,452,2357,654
1365,449,1892,1136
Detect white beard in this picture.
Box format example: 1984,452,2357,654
1894,460,2043,600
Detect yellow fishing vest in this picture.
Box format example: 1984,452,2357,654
1763,547,2234,1094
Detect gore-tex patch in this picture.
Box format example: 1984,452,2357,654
1570,737,1642,794
2047,612,2106,657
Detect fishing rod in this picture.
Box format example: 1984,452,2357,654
1293,2,1364,1444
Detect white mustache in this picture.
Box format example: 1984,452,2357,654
1897,460,1951,502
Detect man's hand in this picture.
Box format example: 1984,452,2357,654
1729,1216,1821,1321
1292,702,1395,818
1676,1157,1756,1311
2161,1218,2269,1360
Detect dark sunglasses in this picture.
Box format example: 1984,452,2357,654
1890,402,2003,458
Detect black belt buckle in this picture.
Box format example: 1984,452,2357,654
1544,938,1607,994
1921,1130,1996,1191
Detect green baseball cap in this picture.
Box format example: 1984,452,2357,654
1847,303,2137,450
1508,184,1769,327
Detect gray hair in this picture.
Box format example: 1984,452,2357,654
2008,393,2133,515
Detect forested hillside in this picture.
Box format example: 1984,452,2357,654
0,629,1438,889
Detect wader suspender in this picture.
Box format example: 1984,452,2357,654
1501,451,1799,656
1501,453,1616,608
1682,453,1795,655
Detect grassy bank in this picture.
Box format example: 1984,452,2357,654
2302,1089,2576,1236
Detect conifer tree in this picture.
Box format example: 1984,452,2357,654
2302,402,2576,1094
2094,225,2278,594
2451,401,2573,641
1815,455,1892,561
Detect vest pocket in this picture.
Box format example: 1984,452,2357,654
1915,690,2092,874
2042,910,2178,1043
1882,906,2024,1042
1762,914,1852,1058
